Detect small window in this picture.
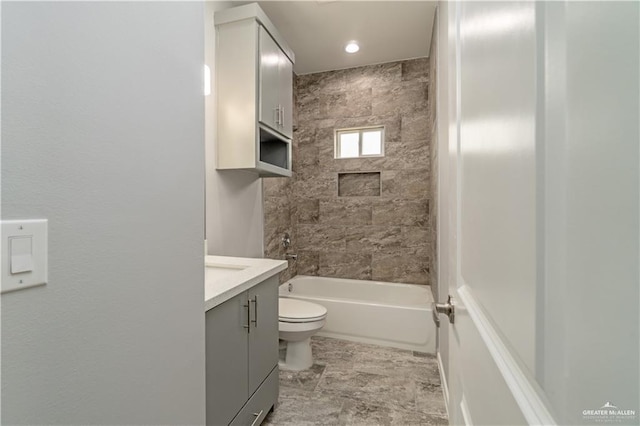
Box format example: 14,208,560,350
335,126,385,159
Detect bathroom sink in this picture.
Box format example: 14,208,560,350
205,263,249,281
204,255,288,311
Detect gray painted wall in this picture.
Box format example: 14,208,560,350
205,1,265,259
1,2,206,423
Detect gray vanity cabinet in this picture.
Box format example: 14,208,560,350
206,275,279,426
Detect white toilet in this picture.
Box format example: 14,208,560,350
278,298,327,371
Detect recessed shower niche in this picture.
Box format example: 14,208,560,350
337,172,381,197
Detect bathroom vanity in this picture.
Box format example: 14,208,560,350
205,256,287,426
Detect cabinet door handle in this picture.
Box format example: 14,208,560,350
251,296,258,327
251,410,264,426
281,106,285,127
243,300,251,334
274,106,280,126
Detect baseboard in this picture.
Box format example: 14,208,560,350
437,351,450,418
460,396,473,426
315,331,433,354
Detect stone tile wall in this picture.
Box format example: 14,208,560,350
264,58,432,285
262,78,298,283
263,175,297,282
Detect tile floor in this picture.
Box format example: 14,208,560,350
264,336,448,426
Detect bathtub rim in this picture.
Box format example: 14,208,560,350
281,274,434,309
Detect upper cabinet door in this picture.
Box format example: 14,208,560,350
259,26,281,132
278,53,293,139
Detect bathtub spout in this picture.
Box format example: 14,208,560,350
285,253,298,261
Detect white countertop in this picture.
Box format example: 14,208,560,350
204,255,288,311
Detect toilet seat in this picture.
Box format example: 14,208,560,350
279,298,327,323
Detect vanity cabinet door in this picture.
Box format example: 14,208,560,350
247,275,279,394
206,292,250,426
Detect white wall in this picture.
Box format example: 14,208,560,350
205,1,265,259
1,3,206,424
542,2,639,423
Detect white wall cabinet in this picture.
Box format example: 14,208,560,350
258,26,293,139
215,4,295,177
206,275,279,426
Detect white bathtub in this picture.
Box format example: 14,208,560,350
279,275,435,353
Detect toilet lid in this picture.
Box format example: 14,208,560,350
279,298,327,322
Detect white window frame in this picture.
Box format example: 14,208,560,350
334,126,385,159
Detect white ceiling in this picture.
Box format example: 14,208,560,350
253,1,437,75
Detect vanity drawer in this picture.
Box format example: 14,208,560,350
230,366,278,426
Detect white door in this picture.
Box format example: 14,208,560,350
441,2,545,424
436,2,639,425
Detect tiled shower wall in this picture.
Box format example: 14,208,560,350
264,58,432,285
263,173,297,282
263,79,299,283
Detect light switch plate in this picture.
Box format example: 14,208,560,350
2,219,48,294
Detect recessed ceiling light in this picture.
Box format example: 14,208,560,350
345,42,359,54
